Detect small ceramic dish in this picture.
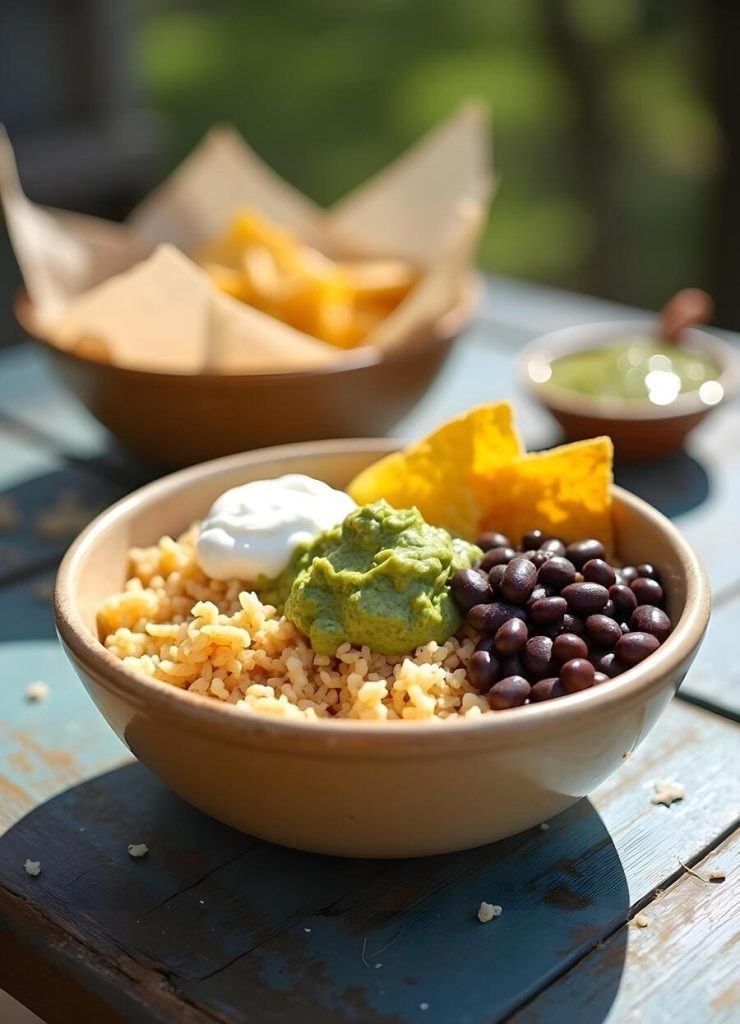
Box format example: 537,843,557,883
520,320,740,461
16,278,477,467
55,439,710,858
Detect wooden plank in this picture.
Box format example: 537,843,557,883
0,570,56,644
679,590,740,719
0,697,737,1023
510,828,740,1023
0,449,135,584
0,344,112,461
182,703,739,1024
479,275,638,334
0,641,130,835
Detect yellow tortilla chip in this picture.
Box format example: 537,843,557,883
347,403,523,539
478,437,614,550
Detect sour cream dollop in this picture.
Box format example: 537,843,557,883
195,474,356,581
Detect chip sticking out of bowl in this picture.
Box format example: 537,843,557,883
348,403,613,547
348,402,524,539
0,104,494,374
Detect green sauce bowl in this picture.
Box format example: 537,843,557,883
520,320,740,462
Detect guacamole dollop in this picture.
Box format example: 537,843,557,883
272,500,480,656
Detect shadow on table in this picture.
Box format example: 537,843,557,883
614,449,710,518
0,762,628,1024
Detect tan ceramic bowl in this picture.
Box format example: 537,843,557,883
55,440,710,858
17,282,477,467
520,321,740,462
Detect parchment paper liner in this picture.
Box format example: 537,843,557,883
1,103,493,374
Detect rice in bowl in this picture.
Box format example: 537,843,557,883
99,527,488,722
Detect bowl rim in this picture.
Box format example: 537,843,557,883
519,319,740,422
15,275,479,382
54,438,711,752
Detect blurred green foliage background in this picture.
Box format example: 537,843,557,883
137,0,720,312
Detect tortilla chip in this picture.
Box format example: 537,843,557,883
478,437,614,550
347,402,523,539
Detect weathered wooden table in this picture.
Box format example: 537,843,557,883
0,279,738,1024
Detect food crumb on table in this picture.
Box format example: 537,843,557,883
651,780,686,806
634,913,650,928
477,901,502,923
708,869,726,882
419,1003,430,1011
25,681,50,702
128,843,149,858
540,822,550,831
24,859,41,877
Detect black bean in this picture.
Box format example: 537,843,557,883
530,677,566,702
619,565,639,585
476,531,511,552
595,652,623,678
468,650,499,692
538,556,577,591
552,632,588,664
530,596,567,627
615,631,660,667
630,605,672,643
560,613,585,636
480,546,517,571
527,550,552,569
540,538,566,556
523,635,554,680
498,654,524,679
637,563,659,581
475,636,497,656
561,582,609,616
631,577,664,607
565,539,606,570
601,599,617,619
522,529,551,550
450,569,493,612
582,558,616,588
501,557,538,605
494,618,529,656
467,602,527,635
560,658,595,692
609,583,638,620
488,563,506,593
585,614,622,649
488,676,531,710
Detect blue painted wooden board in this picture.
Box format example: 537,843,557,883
680,590,740,718
0,641,129,834
0,344,118,462
512,828,740,1023
0,571,56,644
0,451,139,584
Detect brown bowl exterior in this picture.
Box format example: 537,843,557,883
16,284,477,466
54,441,711,858
547,406,708,462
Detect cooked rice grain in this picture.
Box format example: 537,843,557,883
100,528,487,721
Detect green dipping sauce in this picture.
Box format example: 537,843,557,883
263,499,481,656
546,337,721,404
